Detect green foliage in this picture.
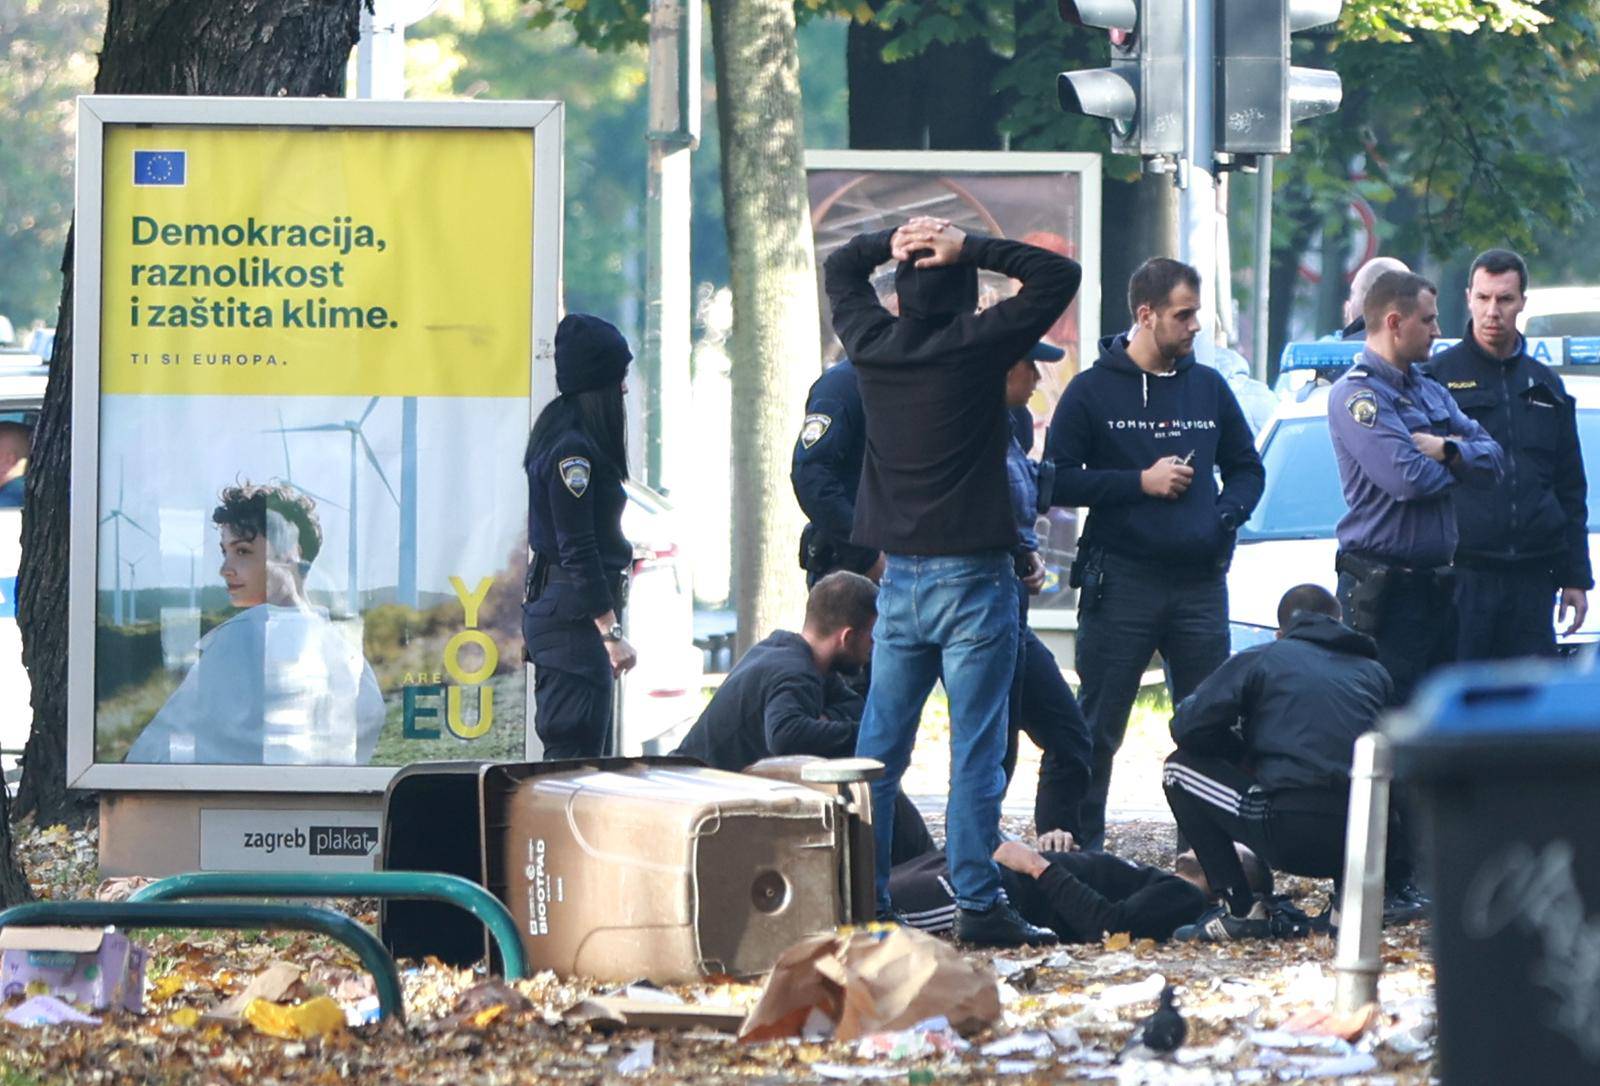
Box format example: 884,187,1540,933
0,1,104,333
408,0,657,325
1292,0,1600,257
1340,0,1552,42
854,0,1600,264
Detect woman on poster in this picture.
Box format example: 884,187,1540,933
522,313,639,759
125,481,385,765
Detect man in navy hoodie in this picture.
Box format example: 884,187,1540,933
1045,258,1265,850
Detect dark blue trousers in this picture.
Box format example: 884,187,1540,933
1073,553,1229,851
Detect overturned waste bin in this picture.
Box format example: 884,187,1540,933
381,757,870,983
1392,664,1600,1086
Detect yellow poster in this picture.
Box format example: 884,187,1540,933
89,116,542,773
100,126,533,398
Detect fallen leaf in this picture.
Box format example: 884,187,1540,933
1103,932,1131,952
150,974,187,1002
470,1004,507,1029
243,997,347,1040
168,1007,201,1030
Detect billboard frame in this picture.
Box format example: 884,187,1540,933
69,96,563,792
804,149,1103,370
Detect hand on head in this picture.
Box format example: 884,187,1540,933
891,217,966,267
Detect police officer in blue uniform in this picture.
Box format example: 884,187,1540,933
523,314,639,759
792,359,883,586
1004,346,1094,841
1327,271,1503,705
1424,249,1591,660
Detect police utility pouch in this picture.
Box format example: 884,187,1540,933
1069,546,1104,612
1335,552,1391,636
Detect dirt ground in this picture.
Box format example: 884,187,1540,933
2,742,1436,1086
0,675,1434,1085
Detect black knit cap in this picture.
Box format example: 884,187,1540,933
555,313,632,395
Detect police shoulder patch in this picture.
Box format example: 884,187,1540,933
1346,389,1379,428
558,455,591,498
799,413,833,449
1446,380,1479,390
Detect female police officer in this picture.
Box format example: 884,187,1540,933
523,313,639,759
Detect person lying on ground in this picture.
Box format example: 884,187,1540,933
889,837,1207,944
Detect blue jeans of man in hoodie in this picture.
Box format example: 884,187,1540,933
857,551,1018,913
1075,552,1229,850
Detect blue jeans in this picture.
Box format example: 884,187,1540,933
856,551,1018,912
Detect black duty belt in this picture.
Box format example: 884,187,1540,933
526,557,629,610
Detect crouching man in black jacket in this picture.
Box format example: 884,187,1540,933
672,571,933,862
1161,585,1405,942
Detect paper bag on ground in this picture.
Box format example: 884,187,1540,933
739,925,1000,1043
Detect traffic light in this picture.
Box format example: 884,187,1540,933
1056,0,1184,157
1216,1,1343,156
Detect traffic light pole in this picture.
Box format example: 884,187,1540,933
1178,0,1217,367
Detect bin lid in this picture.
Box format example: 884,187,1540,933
1392,660,1600,744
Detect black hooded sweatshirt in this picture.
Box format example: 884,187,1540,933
1045,333,1264,572
824,229,1081,555
1169,611,1393,793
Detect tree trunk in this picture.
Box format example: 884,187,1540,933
16,0,362,827
1099,173,1179,339
709,0,817,656
847,16,1002,150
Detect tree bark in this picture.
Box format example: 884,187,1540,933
1099,173,1179,339
709,0,818,656
847,17,1003,151
16,0,362,828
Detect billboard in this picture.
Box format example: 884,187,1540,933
805,150,1102,448
69,98,563,791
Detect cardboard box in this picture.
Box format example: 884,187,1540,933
0,927,147,1013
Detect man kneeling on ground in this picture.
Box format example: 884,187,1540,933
889,833,1209,943
673,571,933,862
1162,584,1421,942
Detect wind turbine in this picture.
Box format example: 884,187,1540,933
99,458,154,626
268,405,347,515
269,397,398,615
123,552,146,623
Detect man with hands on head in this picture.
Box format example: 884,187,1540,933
1045,258,1265,851
825,213,1080,947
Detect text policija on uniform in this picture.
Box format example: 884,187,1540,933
125,214,396,330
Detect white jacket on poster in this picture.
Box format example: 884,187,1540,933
125,604,385,765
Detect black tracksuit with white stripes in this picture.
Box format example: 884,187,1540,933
888,848,1206,943
1161,612,1403,911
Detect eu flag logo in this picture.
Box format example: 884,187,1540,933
133,150,186,187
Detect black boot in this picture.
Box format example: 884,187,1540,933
954,900,1058,948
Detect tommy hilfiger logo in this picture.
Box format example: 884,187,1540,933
1103,419,1219,431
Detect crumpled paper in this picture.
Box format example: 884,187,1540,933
738,924,1000,1043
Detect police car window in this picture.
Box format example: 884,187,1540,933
1527,313,1600,338
1578,411,1600,531
1238,418,1344,541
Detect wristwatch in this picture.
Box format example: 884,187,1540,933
601,623,625,643
1443,439,1460,465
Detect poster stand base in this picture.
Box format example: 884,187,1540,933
99,791,384,878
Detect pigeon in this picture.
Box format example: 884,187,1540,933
1115,984,1187,1062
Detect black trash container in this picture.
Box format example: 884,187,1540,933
1392,663,1600,1085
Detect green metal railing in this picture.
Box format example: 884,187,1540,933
0,900,406,1022
129,870,527,979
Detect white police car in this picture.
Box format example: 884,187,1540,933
1230,339,1600,654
